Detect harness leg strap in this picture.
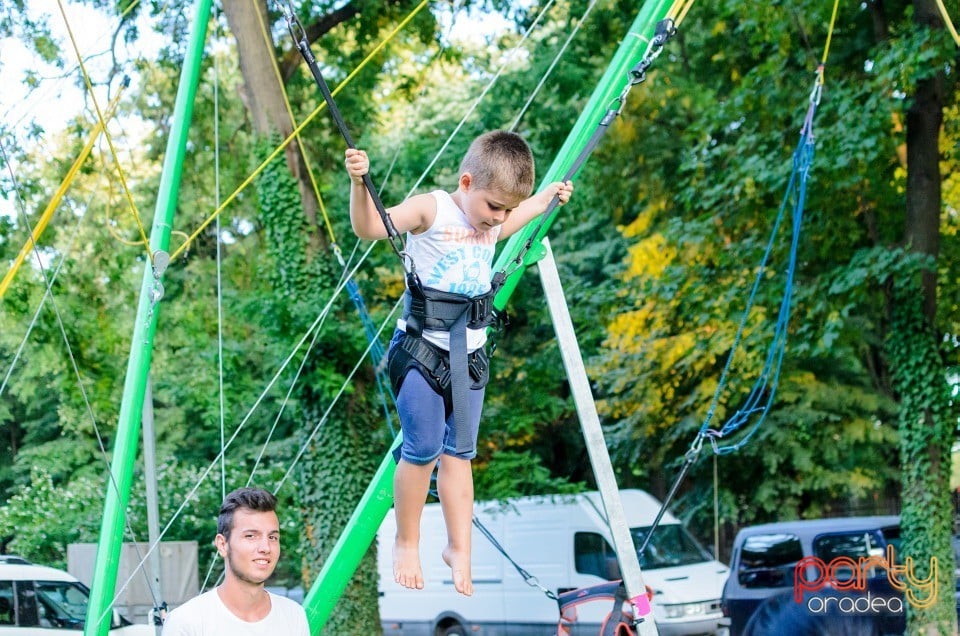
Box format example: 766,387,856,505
449,310,473,454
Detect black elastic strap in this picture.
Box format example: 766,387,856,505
449,310,472,454
493,18,679,291
278,1,410,270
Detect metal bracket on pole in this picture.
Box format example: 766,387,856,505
537,237,659,635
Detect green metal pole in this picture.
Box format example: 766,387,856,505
302,437,401,632
301,2,676,632
83,2,212,634
491,0,674,302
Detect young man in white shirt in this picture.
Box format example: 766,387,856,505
161,487,309,636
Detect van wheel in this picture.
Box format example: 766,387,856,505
437,623,467,636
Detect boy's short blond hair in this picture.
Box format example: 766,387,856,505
459,130,535,201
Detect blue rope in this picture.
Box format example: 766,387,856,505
345,277,397,436
695,82,820,456
643,71,824,557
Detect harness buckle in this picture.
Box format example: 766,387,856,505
471,294,489,326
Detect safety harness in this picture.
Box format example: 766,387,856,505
387,278,501,453
370,272,498,458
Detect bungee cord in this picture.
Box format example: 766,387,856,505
636,0,841,551
251,0,400,437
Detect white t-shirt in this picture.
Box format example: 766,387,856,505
161,589,309,636
397,190,501,351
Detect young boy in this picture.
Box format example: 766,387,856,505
345,130,573,596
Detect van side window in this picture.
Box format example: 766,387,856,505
737,533,803,588
0,581,13,625
574,532,619,580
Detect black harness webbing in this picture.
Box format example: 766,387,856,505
401,283,500,453
399,285,498,454
448,309,471,452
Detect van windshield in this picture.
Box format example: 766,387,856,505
631,524,713,569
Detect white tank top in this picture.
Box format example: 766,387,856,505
397,190,501,351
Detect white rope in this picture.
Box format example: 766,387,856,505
213,0,227,504
510,0,599,131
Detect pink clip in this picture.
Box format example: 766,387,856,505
631,593,652,617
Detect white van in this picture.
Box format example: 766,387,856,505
0,559,154,634
378,489,729,635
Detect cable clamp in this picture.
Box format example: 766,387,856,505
276,0,308,43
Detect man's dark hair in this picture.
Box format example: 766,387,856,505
217,487,278,538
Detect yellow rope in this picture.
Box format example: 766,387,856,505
811,0,842,94
934,0,960,46
821,0,842,67
170,0,429,261
55,0,154,265
665,0,685,23
253,0,338,247
673,0,696,27
0,88,125,301
104,160,145,247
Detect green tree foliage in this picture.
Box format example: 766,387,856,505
2,0,959,632
581,3,959,625
888,277,957,632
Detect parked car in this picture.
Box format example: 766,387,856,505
0,559,153,634
720,516,959,636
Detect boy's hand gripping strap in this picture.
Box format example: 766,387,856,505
279,1,413,276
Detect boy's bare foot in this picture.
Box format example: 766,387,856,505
442,545,473,596
393,541,424,590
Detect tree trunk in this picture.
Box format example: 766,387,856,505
905,0,944,322
224,2,384,630
222,0,321,235
899,1,953,634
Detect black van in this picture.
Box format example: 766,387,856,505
720,516,910,635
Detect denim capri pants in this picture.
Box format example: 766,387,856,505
395,366,485,465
